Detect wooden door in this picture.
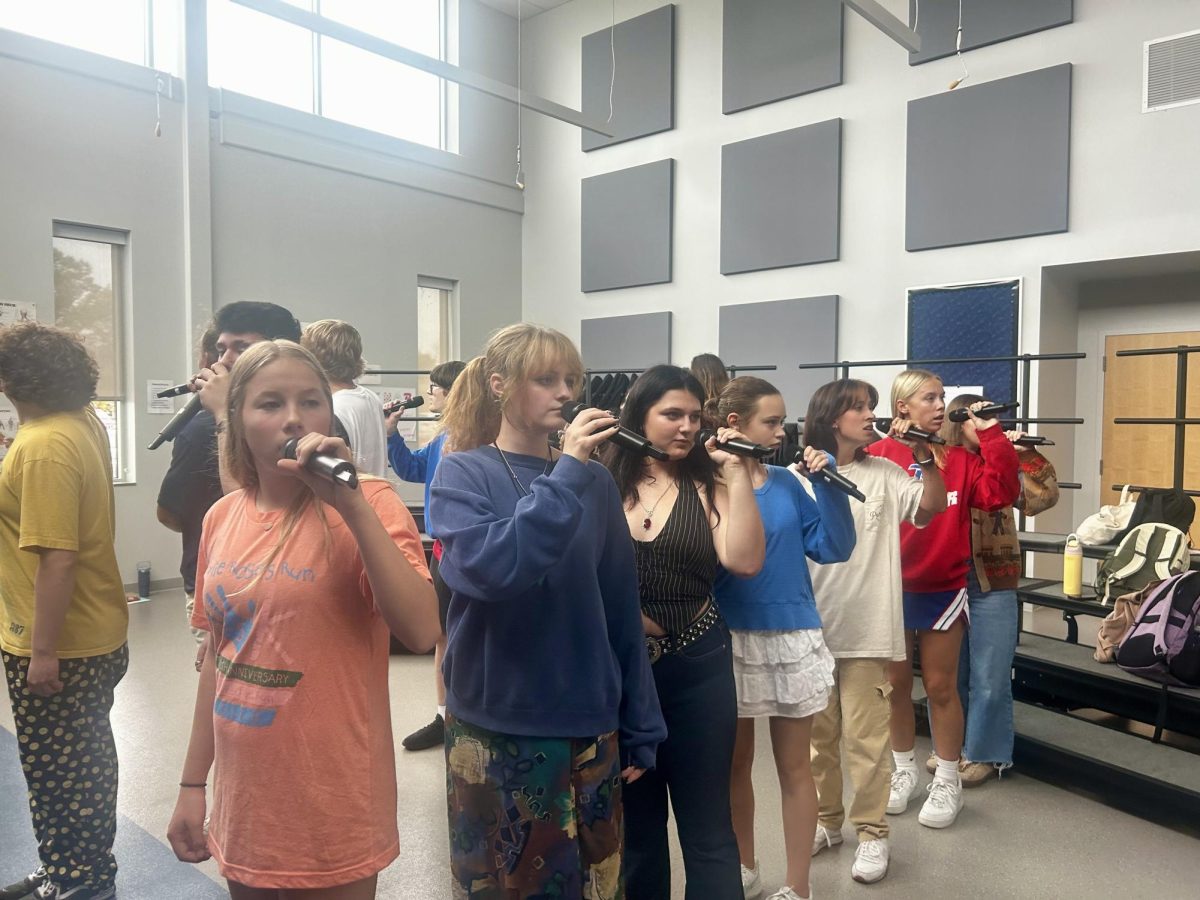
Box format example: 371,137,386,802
1101,331,1200,544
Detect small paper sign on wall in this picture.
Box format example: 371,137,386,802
148,380,176,415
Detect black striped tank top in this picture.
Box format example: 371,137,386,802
633,479,718,635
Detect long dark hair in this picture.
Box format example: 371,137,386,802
604,364,718,508
804,379,880,460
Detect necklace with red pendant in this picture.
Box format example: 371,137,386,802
640,479,677,531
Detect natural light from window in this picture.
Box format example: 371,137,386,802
0,0,147,67
207,0,448,149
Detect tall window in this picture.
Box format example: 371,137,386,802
208,0,452,150
0,0,180,73
52,224,128,482
416,277,456,447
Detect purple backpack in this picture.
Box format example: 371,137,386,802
1116,571,1200,687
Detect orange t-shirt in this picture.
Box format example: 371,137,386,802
191,480,430,889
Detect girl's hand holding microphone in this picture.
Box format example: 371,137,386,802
560,406,620,463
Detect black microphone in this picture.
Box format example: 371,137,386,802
157,382,195,398
1012,435,1055,447
793,449,867,503
148,394,203,450
281,438,359,488
948,401,1019,423
383,395,425,417
696,429,775,460
873,421,947,445
560,401,669,461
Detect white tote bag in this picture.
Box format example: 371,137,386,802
1075,485,1136,546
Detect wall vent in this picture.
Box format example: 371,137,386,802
1145,29,1200,112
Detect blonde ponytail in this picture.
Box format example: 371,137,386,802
439,356,501,452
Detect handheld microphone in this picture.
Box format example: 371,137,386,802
148,394,203,450
560,401,669,461
793,449,867,503
1012,435,1055,447
157,382,195,398
873,421,947,445
948,401,1019,423
383,395,425,417
696,429,775,460
281,438,359,488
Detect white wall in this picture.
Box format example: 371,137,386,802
519,0,1200,381
0,0,522,583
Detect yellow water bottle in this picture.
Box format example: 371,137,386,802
1064,533,1083,598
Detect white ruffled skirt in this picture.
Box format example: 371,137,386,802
730,628,835,719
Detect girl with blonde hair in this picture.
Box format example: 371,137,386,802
167,340,438,898
867,370,1018,831
429,323,665,898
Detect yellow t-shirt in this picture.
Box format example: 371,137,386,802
0,408,128,658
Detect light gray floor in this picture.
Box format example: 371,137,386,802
2,593,1199,899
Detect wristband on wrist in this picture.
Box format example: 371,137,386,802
913,454,935,466
179,782,207,789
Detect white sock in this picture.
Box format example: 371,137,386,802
893,749,917,771
437,705,446,719
934,755,961,784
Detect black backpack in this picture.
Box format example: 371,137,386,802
1119,488,1196,541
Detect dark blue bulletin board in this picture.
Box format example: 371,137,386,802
907,280,1019,404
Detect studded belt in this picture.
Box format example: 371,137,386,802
645,602,722,664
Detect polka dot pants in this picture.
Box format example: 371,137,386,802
3,645,128,894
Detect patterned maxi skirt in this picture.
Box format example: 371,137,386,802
446,714,625,899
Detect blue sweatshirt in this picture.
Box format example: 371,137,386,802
388,430,446,535
429,446,666,770
715,463,857,631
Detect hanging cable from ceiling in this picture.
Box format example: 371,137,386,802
607,0,616,124
515,0,525,189
948,0,970,89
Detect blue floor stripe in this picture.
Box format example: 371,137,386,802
0,728,228,898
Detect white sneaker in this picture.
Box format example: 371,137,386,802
886,767,920,814
851,838,890,884
766,887,810,900
918,777,964,828
741,860,763,899
811,824,843,856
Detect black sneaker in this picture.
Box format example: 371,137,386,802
0,868,47,900
402,714,445,751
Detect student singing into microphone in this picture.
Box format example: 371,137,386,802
603,365,765,900
167,341,438,899
937,394,1059,788
802,379,946,887
384,359,465,752
707,377,856,900
867,370,1019,831
428,324,665,898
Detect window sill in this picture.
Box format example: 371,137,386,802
213,89,524,214
0,27,180,98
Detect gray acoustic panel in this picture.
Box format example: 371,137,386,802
906,64,1071,252
582,5,675,151
908,0,1073,65
581,159,674,293
723,0,843,115
581,312,672,371
721,119,841,275
719,296,839,420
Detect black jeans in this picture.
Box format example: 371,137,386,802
624,620,742,900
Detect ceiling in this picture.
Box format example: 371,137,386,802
476,0,576,20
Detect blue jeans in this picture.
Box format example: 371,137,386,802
624,619,742,900
957,570,1018,766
